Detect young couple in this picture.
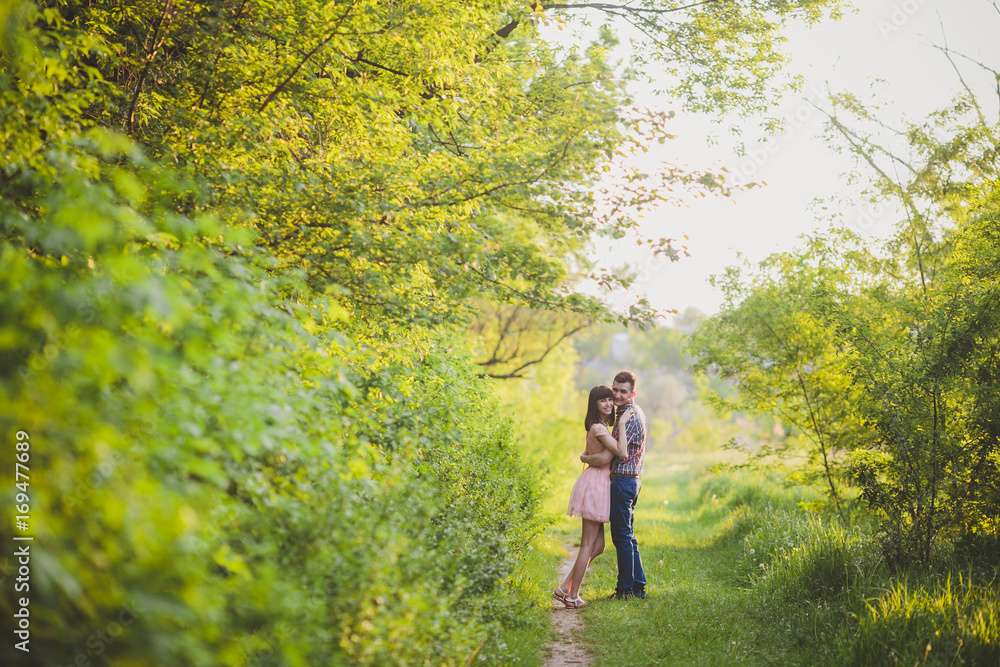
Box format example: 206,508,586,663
554,370,647,609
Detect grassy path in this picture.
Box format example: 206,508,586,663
545,450,811,666
535,445,1000,666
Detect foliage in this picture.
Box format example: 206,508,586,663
691,200,1000,563
687,229,879,514
0,24,545,662
689,45,1000,562
804,51,1000,562
0,0,849,663
837,181,1000,566
0,127,546,664
3,0,847,332
10,0,701,329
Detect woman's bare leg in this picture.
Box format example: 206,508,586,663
561,522,606,593
588,525,605,567
565,519,603,598
560,519,587,593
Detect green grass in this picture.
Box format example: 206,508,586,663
559,450,823,666
531,449,1000,666
483,531,565,666
852,573,1000,666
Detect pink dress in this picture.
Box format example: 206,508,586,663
567,424,612,523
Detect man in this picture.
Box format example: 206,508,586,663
580,370,647,599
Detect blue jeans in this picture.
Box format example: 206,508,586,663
610,476,646,593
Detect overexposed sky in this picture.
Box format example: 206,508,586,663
567,0,1000,320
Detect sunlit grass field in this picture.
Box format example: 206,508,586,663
533,447,1000,666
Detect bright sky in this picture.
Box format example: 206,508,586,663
573,0,1000,321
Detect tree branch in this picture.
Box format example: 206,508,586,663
812,101,923,226
196,0,251,109
127,0,175,132
795,369,844,518
542,1,717,15
495,18,520,39
353,56,409,78
258,5,355,113
479,322,589,379
931,17,986,127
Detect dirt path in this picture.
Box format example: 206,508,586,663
543,546,595,667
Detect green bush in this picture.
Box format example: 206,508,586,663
0,2,558,662
0,130,543,665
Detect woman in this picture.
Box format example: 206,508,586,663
554,385,632,608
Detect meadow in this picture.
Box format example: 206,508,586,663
526,448,1000,666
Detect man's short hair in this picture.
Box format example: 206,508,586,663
613,370,637,389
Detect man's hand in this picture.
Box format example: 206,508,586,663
580,452,602,466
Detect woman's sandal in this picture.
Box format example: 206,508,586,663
552,586,568,602
563,596,587,609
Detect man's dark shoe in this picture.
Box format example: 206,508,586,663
606,587,648,600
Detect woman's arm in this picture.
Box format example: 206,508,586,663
580,424,616,466
597,410,633,458
583,447,615,467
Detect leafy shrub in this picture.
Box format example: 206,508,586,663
0,128,543,665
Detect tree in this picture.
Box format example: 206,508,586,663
689,229,876,516
691,33,1000,563
3,0,844,331
843,180,1000,565
815,61,1000,563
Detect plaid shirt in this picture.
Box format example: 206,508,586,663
610,401,646,476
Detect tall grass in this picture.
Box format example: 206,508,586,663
745,512,879,600
852,573,1000,666
705,465,1000,665
522,442,1000,666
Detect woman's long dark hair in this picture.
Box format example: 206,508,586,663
584,385,615,431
